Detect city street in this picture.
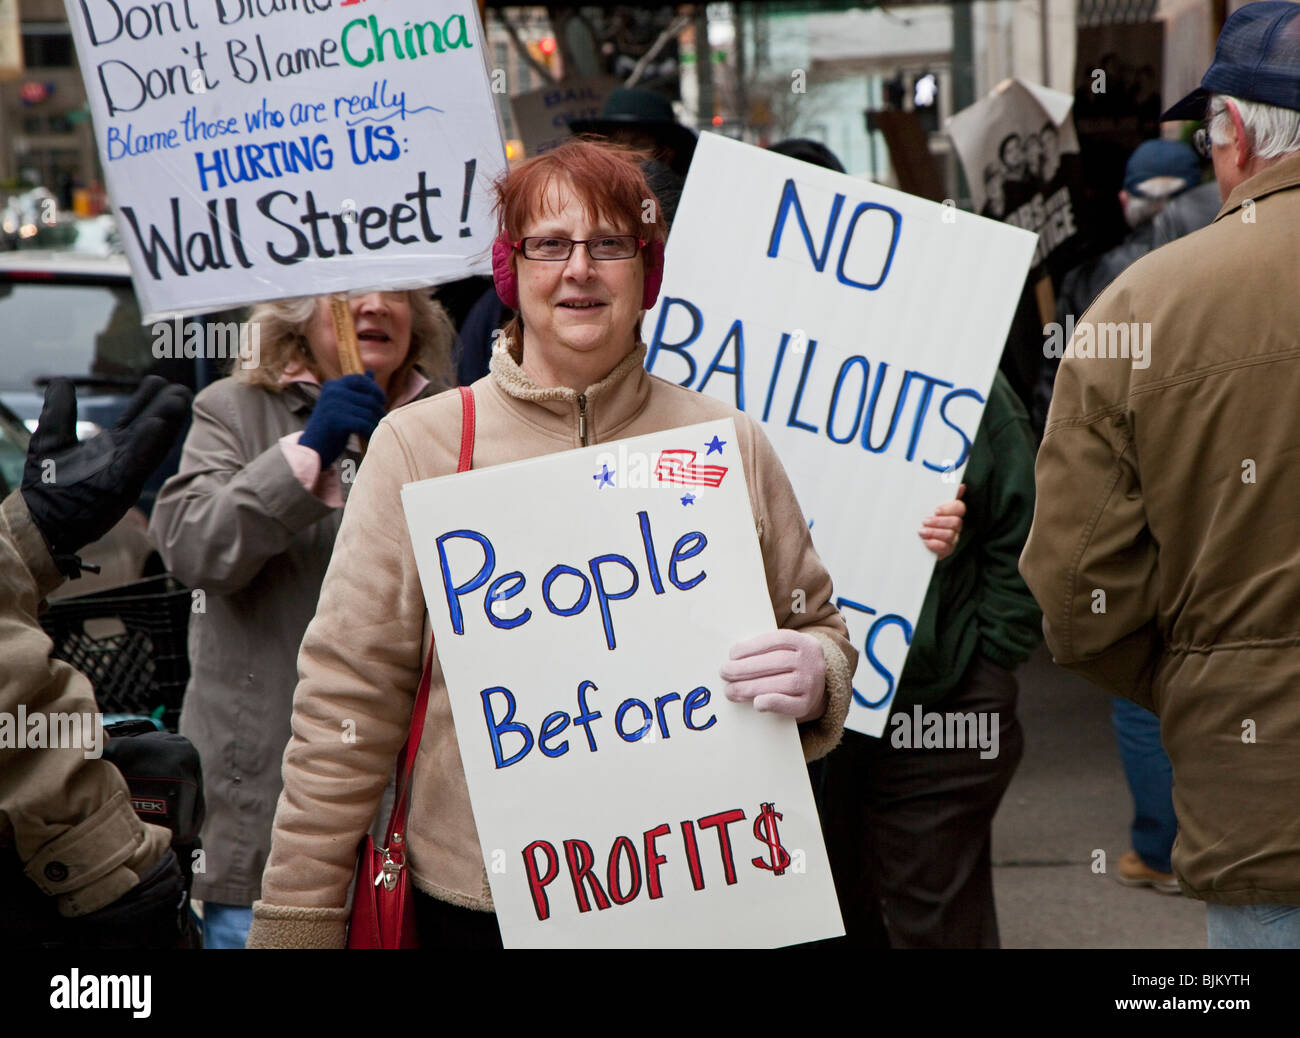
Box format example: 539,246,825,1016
994,645,1206,949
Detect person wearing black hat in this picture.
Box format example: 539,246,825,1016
568,87,698,179
1021,1,1300,949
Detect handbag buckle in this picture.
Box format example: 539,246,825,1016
375,846,404,892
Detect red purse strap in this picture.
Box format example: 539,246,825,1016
456,384,476,472
384,386,476,843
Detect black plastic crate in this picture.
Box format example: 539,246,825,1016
39,575,191,731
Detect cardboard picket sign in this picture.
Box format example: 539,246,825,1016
401,418,844,948
509,75,617,157
644,133,1037,737
64,0,507,322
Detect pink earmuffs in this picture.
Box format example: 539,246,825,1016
492,236,665,311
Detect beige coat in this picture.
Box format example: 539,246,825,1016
0,491,171,916
247,342,856,948
1021,152,1300,904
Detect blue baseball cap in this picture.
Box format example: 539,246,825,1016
1123,139,1202,197
1162,1,1300,121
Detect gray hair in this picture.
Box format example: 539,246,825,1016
236,289,455,401
1208,94,1300,160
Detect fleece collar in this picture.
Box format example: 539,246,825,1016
487,336,652,444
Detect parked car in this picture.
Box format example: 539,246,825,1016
0,250,241,514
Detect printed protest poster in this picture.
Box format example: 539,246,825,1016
64,0,507,321
402,418,844,948
947,77,1087,280
643,133,1036,737
510,75,617,157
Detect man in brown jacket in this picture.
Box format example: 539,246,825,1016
1021,2,1300,948
1,377,192,946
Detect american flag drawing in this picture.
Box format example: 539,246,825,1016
655,450,729,487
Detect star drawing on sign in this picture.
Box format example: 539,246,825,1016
705,435,726,455
681,492,696,506
594,464,615,489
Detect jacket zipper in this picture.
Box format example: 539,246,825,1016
577,393,588,446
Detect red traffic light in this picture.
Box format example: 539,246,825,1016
538,37,556,56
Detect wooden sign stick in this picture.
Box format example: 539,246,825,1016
329,293,366,375
328,293,369,455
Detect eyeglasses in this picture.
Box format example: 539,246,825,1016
514,235,644,261
1192,126,1213,160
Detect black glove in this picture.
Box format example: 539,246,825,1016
298,372,386,467
21,375,192,576
65,849,198,949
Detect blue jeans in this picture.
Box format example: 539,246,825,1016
1207,904,1300,949
1111,698,1177,874
203,902,252,949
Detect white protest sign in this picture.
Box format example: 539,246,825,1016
644,133,1036,737
64,0,507,322
401,418,843,948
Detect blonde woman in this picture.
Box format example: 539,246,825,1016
149,290,454,948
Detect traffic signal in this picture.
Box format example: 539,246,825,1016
528,37,557,71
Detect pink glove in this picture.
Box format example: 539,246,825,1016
720,630,827,723
920,484,966,560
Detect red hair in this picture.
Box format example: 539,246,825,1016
494,137,668,247
492,138,668,348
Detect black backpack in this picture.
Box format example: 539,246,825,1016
103,720,205,890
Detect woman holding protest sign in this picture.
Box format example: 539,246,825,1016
246,140,964,948
149,289,455,948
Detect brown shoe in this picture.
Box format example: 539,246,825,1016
1115,850,1181,895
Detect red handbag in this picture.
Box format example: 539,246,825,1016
347,385,476,949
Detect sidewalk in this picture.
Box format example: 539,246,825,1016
992,646,1205,949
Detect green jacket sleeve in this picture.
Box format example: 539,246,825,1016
973,376,1043,670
